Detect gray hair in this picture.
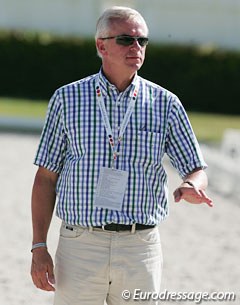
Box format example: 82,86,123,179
95,6,149,40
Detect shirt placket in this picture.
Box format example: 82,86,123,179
108,88,124,223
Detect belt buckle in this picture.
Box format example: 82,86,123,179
101,223,117,232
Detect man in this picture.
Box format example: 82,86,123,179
31,6,212,305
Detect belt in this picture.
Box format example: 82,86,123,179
94,223,155,232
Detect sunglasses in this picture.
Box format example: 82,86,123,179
99,35,149,47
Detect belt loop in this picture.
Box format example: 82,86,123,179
131,223,136,234
102,225,105,231
88,226,93,233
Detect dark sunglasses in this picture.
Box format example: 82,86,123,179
99,35,149,47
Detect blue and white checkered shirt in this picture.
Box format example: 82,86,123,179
34,69,207,226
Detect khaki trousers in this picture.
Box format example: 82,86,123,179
54,222,163,305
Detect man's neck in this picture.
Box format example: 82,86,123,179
102,67,135,92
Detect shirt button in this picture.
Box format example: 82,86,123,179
117,102,121,106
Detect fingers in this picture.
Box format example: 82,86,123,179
173,186,213,207
31,263,55,291
31,250,55,292
199,190,213,207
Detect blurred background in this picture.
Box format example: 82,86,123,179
0,1,239,304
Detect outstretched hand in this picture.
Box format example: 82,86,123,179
173,182,213,207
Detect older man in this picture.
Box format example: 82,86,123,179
31,6,212,305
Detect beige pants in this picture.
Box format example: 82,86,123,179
54,223,163,305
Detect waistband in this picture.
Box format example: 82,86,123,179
63,222,156,233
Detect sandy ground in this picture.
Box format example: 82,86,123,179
0,133,239,305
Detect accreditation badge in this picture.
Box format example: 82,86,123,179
94,167,129,211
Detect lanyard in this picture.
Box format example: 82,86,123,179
96,77,139,168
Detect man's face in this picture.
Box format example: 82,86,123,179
97,19,148,75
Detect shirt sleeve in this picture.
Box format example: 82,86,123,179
34,90,67,173
165,96,207,178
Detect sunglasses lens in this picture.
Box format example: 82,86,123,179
138,38,148,46
115,36,149,47
116,36,134,46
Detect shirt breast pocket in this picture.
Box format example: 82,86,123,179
123,129,164,166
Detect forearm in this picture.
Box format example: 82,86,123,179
31,167,58,244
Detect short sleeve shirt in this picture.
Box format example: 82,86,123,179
34,70,207,226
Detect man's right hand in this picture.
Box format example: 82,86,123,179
31,248,55,291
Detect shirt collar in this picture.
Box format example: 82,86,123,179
98,68,139,97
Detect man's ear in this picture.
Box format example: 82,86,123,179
96,39,107,57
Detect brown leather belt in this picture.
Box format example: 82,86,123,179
94,223,155,232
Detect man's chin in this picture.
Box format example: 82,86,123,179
129,62,143,71
126,59,143,69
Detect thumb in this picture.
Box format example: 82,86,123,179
47,265,55,285
173,188,182,202
48,275,55,285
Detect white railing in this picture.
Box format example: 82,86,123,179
201,129,240,201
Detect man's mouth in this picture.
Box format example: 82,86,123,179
127,56,141,60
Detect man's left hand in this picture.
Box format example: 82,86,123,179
173,182,213,207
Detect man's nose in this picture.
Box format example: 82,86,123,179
130,39,142,49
